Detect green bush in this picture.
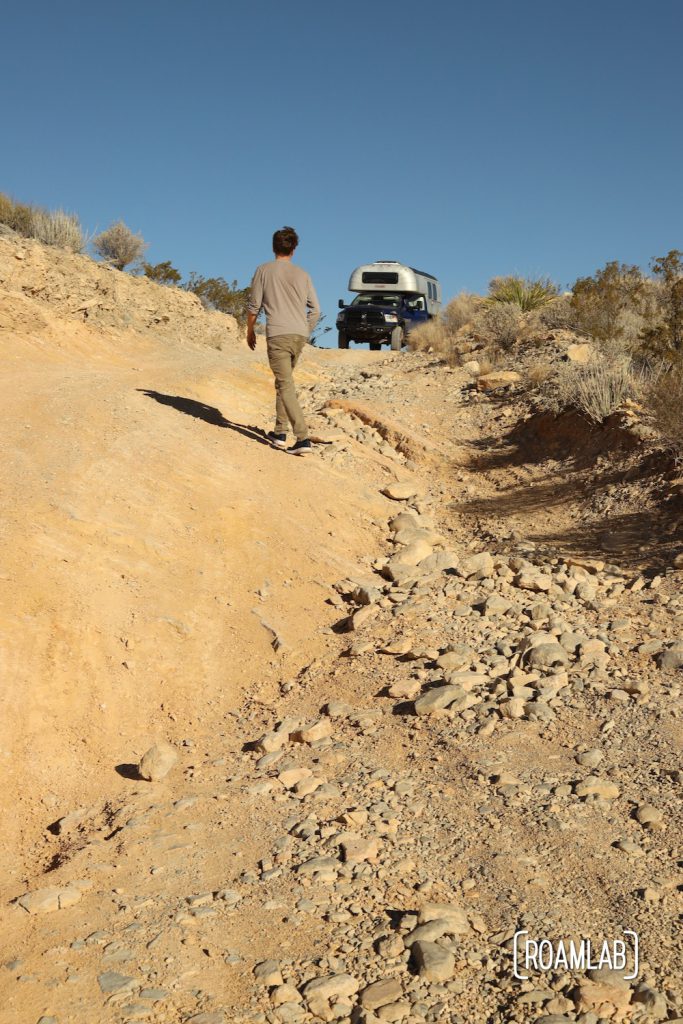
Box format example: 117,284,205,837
93,221,147,271
142,260,182,286
487,275,559,312
184,273,250,325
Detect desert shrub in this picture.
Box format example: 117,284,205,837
571,261,648,347
93,221,147,270
143,260,182,286
526,360,554,387
640,250,683,356
476,347,502,375
537,294,581,331
472,301,521,349
184,273,250,325
29,208,84,252
442,292,485,332
488,275,559,312
648,360,683,450
0,194,36,236
539,355,643,423
407,319,458,363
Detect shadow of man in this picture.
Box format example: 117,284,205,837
138,389,272,446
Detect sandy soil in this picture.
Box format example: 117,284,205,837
1,234,681,1024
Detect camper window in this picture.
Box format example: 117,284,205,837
361,271,400,284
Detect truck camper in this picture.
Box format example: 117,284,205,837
336,261,441,350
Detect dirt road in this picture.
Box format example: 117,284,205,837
1,237,681,1024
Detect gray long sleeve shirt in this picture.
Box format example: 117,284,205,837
248,259,320,340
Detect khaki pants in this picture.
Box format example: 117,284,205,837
267,333,308,441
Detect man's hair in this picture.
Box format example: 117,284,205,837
273,226,299,256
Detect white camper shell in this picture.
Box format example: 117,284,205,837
348,261,442,317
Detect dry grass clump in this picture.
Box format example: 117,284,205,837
0,193,85,251
0,193,35,236
93,221,147,271
476,348,501,375
407,319,458,364
526,360,554,388
29,208,85,252
442,292,485,332
0,193,15,227
538,355,646,423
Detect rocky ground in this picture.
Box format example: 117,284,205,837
1,236,682,1024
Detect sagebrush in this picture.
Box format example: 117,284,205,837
472,302,521,349
93,221,147,270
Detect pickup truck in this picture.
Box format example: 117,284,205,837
336,261,441,351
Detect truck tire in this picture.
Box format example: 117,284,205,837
338,331,349,349
390,326,404,351
369,341,381,351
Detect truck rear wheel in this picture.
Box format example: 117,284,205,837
369,341,381,351
338,331,349,349
390,326,404,351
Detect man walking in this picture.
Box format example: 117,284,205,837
247,226,320,455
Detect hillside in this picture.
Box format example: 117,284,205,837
0,233,681,1024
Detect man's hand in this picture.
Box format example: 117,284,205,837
246,311,259,350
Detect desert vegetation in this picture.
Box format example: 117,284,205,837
0,193,85,252
0,190,250,322
410,255,683,442
92,220,147,270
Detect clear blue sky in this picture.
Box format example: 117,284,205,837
2,0,681,342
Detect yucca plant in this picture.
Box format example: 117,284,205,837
487,275,559,312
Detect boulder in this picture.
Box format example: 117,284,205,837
476,371,521,391
411,940,455,981
138,741,178,781
566,342,594,363
381,481,422,501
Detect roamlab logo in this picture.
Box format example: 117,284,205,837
513,930,639,981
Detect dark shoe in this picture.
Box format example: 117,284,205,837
287,439,312,456
267,431,287,449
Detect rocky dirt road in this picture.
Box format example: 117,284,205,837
1,240,681,1024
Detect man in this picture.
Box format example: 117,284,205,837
247,226,320,456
